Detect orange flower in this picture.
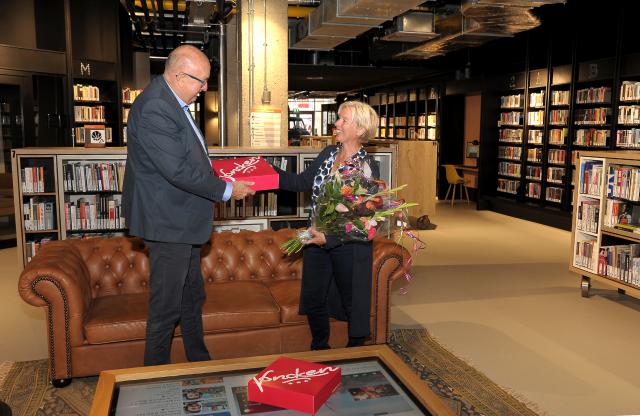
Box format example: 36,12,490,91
340,185,353,197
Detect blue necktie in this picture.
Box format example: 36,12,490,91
183,105,208,154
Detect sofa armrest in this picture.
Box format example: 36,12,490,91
18,241,93,380
371,238,410,344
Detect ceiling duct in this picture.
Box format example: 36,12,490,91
394,0,565,60
290,0,425,50
381,11,438,43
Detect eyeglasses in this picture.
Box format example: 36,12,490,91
179,72,207,87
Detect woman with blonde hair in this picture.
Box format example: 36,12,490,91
276,100,380,350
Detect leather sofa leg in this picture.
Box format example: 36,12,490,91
51,378,72,388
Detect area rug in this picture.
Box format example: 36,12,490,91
389,328,541,416
0,329,540,416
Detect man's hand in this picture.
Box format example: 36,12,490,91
302,226,327,246
231,181,256,199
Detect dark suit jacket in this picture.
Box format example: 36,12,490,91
122,76,228,245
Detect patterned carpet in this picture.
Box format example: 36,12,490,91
0,328,539,416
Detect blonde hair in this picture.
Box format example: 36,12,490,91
338,100,379,142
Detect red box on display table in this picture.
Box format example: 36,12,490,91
247,356,342,415
211,156,279,191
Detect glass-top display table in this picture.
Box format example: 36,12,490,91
90,345,454,416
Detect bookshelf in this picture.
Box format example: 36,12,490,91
497,72,525,198
121,88,143,145
570,150,640,299
72,80,119,146
369,87,440,141
12,146,397,268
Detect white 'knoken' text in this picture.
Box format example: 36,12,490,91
252,365,340,393
218,157,260,181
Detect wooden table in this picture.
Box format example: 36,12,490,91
91,345,454,416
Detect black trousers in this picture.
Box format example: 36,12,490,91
301,242,371,350
143,240,210,365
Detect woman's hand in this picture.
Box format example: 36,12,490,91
302,226,327,246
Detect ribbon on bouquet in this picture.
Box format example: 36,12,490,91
394,212,426,295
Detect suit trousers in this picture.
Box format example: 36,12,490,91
143,240,210,365
301,242,369,350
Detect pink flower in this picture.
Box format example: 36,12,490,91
335,203,349,213
345,223,353,233
367,226,376,240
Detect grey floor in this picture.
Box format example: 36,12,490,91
2,202,640,415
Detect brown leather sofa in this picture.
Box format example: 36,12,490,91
18,229,408,387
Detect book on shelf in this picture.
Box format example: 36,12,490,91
551,90,570,106
63,161,125,192
576,87,611,104
23,198,55,231
616,128,640,148
607,165,640,201
73,84,100,102
619,81,640,102
576,199,599,233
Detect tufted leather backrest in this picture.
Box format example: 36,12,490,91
200,229,302,284
71,229,302,299
68,236,150,299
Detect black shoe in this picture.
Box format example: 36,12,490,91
346,336,366,348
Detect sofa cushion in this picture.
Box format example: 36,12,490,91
84,282,282,345
85,293,149,344
202,281,281,332
265,280,305,324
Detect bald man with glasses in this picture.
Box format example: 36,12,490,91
123,45,255,366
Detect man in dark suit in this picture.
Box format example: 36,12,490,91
122,45,255,366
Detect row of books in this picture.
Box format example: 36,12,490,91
122,88,143,104
574,239,595,270
214,193,279,219
549,128,568,144
21,166,46,193
546,187,563,202
580,161,603,196
501,94,523,108
74,84,100,102
527,148,542,163
616,129,640,148
619,81,640,102
74,105,105,123
548,167,565,183
498,112,523,126
527,111,545,126
597,244,640,286
529,92,545,108
23,198,55,231
499,129,523,142
574,129,609,146
607,165,640,201
498,146,521,160
525,182,541,198
498,162,521,177
576,199,599,234
528,130,544,144
525,165,542,180
64,197,125,231
618,105,640,125
549,109,569,125
497,178,518,194
576,87,611,104
574,108,611,125
123,108,130,123
551,91,570,106
62,161,126,192
603,199,640,228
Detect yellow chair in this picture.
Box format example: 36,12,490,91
443,165,469,206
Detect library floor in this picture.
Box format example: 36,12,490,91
2,202,640,415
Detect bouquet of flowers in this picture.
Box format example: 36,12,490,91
281,167,418,255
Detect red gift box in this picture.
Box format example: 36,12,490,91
211,156,279,191
247,357,342,414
